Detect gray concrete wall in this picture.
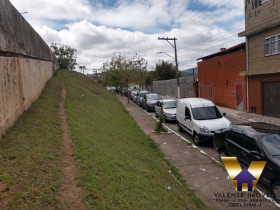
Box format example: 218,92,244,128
0,0,58,137
153,76,194,98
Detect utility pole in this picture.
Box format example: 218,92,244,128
92,69,98,79
158,37,180,99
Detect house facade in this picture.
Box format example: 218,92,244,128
197,43,247,111
239,0,280,117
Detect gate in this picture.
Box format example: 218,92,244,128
199,83,213,101
236,85,244,111
262,82,280,118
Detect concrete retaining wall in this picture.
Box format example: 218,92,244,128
0,0,58,137
0,57,54,137
153,76,194,98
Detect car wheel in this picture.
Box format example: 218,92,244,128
177,122,183,132
272,182,280,204
193,134,201,146
219,149,227,163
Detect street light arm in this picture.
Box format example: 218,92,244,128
157,52,175,59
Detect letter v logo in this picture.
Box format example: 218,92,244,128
222,157,266,192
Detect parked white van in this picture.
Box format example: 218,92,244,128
177,98,231,145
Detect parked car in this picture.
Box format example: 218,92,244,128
130,90,138,101
135,91,149,107
176,98,231,145
142,93,162,111
213,122,280,204
155,99,177,121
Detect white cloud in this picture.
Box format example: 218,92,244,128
11,0,92,20
10,0,246,71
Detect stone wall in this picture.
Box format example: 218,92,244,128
153,77,194,98
0,0,57,137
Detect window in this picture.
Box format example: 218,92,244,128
259,0,270,6
227,131,243,146
265,37,271,56
260,134,280,156
272,36,277,54
185,107,191,118
277,35,280,53
147,94,161,100
265,34,280,56
243,136,261,154
163,101,177,109
191,106,223,120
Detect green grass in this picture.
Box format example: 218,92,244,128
60,70,211,209
0,75,64,209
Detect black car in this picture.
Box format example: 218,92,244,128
142,93,162,112
213,122,280,203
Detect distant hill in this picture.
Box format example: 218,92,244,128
180,67,197,77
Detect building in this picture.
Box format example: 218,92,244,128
197,43,247,111
239,0,280,117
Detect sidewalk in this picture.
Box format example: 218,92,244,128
217,106,280,126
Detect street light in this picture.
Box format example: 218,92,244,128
157,50,180,99
158,37,180,99
157,52,175,59
20,12,28,15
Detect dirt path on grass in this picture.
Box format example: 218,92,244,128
59,81,87,210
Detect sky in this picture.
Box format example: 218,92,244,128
10,0,245,74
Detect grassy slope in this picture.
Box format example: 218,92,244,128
0,75,64,209
61,70,210,209
0,70,211,209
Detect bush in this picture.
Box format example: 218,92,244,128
154,115,167,133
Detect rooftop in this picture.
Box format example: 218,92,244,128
197,42,246,61
179,98,215,108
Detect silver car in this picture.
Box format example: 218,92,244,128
155,99,177,121
135,91,149,107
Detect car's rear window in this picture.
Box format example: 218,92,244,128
139,92,149,97
147,95,161,100
260,134,280,156
163,101,177,109
191,106,223,120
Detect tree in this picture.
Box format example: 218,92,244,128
79,65,86,74
50,43,78,70
153,60,177,81
100,53,148,89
